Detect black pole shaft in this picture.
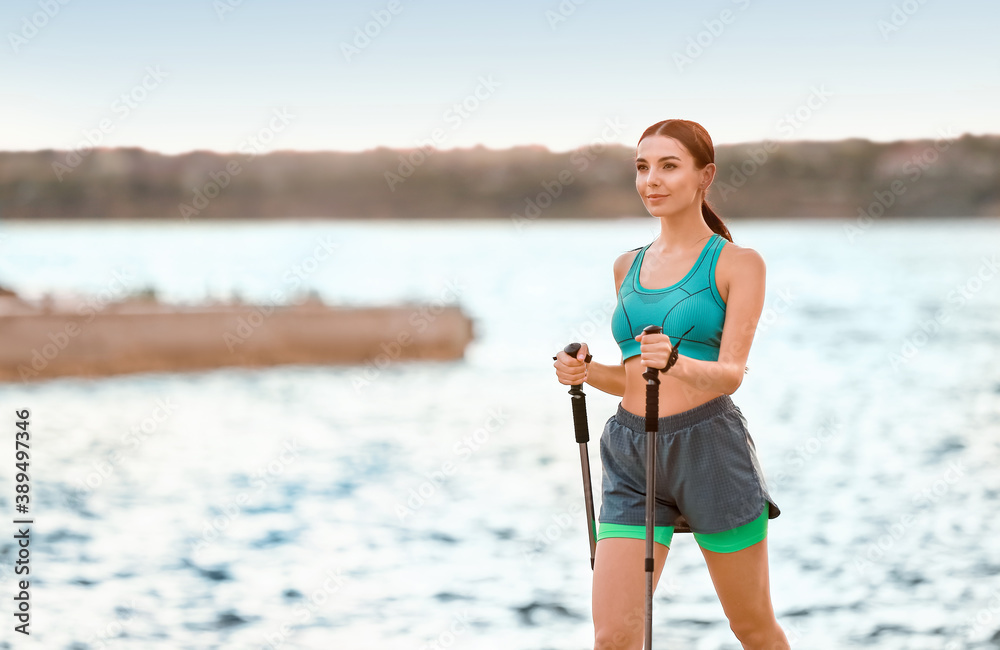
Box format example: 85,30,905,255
578,434,597,570
553,343,597,570
641,324,663,649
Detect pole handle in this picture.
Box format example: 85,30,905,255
554,342,591,444
553,342,593,364
640,325,662,383
553,344,594,441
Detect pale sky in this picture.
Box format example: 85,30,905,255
1,0,997,155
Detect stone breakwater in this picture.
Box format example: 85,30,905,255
0,294,476,382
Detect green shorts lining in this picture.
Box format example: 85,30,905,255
692,502,769,553
597,522,675,547
598,501,769,554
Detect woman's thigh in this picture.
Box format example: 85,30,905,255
592,537,669,644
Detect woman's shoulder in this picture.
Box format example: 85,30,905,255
716,239,765,280
614,245,643,268
613,245,644,295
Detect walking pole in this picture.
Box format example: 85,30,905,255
552,342,598,570
640,323,691,647
640,325,662,649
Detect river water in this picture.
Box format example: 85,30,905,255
0,216,997,649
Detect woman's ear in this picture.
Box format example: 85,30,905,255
702,162,717,189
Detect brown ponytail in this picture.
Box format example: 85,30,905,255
701,198,733,243
638,119,733,243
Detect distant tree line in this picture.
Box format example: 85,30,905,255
1,133,997,221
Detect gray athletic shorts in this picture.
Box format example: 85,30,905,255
598,394,781,536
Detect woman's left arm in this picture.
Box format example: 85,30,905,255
636,246,766,394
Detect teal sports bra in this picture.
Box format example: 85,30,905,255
611,233,727,363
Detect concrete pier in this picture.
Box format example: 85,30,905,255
0,293,476,382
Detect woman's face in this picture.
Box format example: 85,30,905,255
634,135,715,216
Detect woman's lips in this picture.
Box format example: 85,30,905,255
647,195,668,202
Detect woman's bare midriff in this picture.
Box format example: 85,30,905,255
619,355,724,418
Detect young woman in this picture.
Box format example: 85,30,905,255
553,119,790,650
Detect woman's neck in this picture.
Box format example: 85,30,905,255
650,211,713,254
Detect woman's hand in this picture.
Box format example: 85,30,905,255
553,342,589,385
634,331,673,370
